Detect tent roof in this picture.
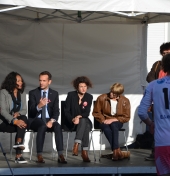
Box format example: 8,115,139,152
0,0,170,23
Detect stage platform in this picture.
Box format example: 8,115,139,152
0,149,156,176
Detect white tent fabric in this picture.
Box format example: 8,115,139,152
0,18,146,151
1,0,170,13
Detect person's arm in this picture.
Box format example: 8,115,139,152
92,96,105,123
138,83,154,133
50,91,59,121
28,90,39,118
0,89,14,123
116,97,131,123
18,92,27,116
64,92,74,124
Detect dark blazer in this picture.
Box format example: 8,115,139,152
64,91,93,131
28,87,59,128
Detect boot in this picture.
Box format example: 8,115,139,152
36,154,45,163
58,154,67,164
72,143,79,156
117,148,124,160
121,151,130,160
81,150,91,162
112,149,119,161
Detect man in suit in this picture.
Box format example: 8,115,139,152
28,71,67,163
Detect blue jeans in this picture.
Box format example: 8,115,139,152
100,121,123,151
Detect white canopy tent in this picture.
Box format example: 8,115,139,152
0,1,168,152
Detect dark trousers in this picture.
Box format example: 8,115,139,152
30,118,63,154
0,115,28,155
100,121,123,151
75,118,91,148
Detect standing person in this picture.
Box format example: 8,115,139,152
64,76,93,162
28,71,67,164
93,83,130,161
138,54,170,176
0,72,28,164
146,42,170,82
146,42,170,161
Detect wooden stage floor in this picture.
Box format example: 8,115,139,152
0,149,157,176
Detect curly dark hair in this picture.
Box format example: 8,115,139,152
72,76,92,90
1,72,25,93
160,42,170,55
162,54,170,73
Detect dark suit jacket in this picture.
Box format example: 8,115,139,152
28,87,59,128
64,91,93,131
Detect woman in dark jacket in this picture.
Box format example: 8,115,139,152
64,76,93,162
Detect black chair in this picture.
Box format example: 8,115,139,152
61,101,95,161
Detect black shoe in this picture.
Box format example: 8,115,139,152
13,142,25,150
145,154,154,161
15,156,27,164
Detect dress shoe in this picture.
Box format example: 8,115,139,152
58,154,67,164
121,151,130,160
72,143,79,156
81,150,90,162
36,154,45,163
117,148,124,160
112,148,119,161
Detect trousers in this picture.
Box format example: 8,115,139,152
30,118,63,154
100,121,123,150
75,118,91,149
0,115,28,154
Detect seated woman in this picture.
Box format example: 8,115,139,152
64,76,93,162
93,83,130,160
0,72,28,164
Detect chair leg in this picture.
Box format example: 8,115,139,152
99,131,103,161
89,131,96,162
10,133,12,159
30,132,34,161
65,132,69,160
51,132,55,160
123,131,128,152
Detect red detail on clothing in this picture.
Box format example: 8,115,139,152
158,70,167,79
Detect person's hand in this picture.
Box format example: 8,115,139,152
46,121,53,128
13,112,20,118
14,119,27,129
72,117,80,124
103,118,118,124
149,122,154,134
38,98,49,109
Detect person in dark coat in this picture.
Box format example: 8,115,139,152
64,76,93,162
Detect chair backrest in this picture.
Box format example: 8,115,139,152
60,100,77,132
93,101,101,130
60,100,66,129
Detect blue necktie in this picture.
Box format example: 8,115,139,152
42,91,46,123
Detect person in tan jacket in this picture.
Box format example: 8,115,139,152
92,83,130,161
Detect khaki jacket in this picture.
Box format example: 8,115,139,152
92,93,130,124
